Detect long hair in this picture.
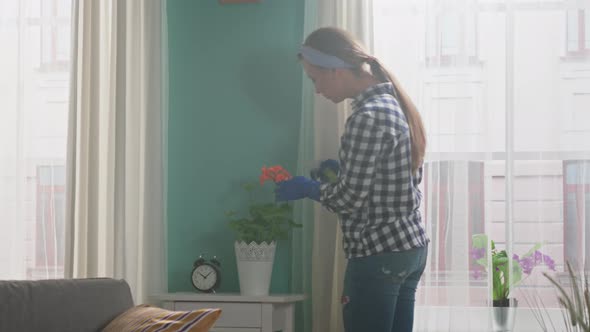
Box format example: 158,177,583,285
303,27,427,173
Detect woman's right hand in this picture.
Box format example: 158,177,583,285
311,159,339,183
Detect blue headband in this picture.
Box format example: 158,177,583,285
299,45,355,69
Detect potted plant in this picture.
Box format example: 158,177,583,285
471,233,556,331
525,261,590,331
226,165,301,296
541,262,590,331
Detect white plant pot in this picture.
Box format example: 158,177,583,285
234,241,276,296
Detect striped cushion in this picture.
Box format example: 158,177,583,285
102,305,221,332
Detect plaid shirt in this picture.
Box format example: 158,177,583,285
319,82,429,258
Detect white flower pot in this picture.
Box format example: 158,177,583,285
234,241,276,296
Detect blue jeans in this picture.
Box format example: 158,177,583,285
342,245,428,332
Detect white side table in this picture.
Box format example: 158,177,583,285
152,293,305,332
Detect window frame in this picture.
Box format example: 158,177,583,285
563,160,590,271
27,0,71,72
425,8,481,67
565,9,590,59
33,165,66,278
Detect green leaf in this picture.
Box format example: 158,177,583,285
493,256,509,266
241,182,257,192
510,258,523,285
227,182,300,243
474,258,487,267
472,234,488,249
322,169,339,183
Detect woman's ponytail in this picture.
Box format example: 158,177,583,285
303,27,427,173
370,58,426,173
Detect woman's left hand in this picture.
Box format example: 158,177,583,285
275,176,320,202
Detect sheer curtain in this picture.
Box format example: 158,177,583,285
305,0,590,331
371,0,590,331
0,0,71,280
65,0,168,304
300,1,374,332
291,1,317,329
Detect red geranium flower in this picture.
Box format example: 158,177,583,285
260,165,292,185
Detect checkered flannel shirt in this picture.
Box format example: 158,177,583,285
319,82,429,258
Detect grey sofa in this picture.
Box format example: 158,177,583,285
0,278,134,332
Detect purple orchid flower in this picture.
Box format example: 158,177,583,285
519,256,534,274
472,268,483,279
543,254,556,271
513,250,556,275
471,247,486,260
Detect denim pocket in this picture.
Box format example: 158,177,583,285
347,247,427,284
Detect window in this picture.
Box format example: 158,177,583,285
566,9,590,57
425,7,480,67
0,0,71,279
32,165,66,279
373,0,480,68
563,160,590,270
374,0,590,310
424,161,485,272
28,0,71,71
421,161,486,306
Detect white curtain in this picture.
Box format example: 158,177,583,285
372,0,590,330
65,0,168,304
309,0,590,331
0,0,71,280
303,1,374,332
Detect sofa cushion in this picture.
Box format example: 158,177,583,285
0,278,134,332
102,305,222,332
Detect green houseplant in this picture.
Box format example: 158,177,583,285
542,262,590,331
227,165,301,296
525,261,590,332
226,182,300,244
472,233,556,305
472,233,556,331
226,166,301,244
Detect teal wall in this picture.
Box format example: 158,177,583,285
167,0,304,293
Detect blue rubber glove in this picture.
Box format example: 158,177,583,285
310,159,340,183
275,176,320,202
320,159,340,176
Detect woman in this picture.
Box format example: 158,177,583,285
275,27,429,332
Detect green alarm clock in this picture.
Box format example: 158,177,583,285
191,256,221,293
